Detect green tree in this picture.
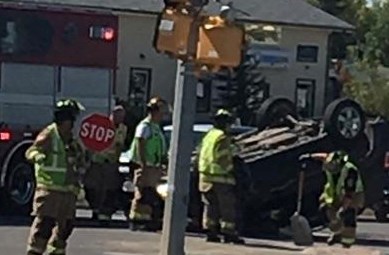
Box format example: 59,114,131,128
307,0,369,59
213,54,270,125
364,1,389,66
344,60,389,119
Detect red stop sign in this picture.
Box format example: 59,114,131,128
79,113,115,152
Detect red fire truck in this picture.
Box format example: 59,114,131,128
0,2,118,214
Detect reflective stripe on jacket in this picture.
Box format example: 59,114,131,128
323,161,364,205
129,118,166,167
198,128,235,185
26,123,79,194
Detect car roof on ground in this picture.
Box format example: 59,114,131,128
163,124,255,133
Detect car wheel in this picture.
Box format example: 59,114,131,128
3,158,35,216
324,98,365,143
256,97,298,130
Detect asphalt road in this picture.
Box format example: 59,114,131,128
0,211,387,255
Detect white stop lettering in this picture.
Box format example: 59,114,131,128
95,127,105,142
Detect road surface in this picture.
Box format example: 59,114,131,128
0,212,387,255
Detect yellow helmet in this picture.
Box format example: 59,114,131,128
147,97,167,111
215,109,232,117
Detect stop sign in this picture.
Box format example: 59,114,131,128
79,113,115,152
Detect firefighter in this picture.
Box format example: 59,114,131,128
84,105,128,221
198,109,244,244
129,97,168,231
300,151,364,248
25,99,86,255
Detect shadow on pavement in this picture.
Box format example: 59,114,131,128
356,238,389,248
314,234,389,248
244,242,304,252
358,217,386,223
0,216,130,229
1,216,388,249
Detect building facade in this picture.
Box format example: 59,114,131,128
2,0,353,123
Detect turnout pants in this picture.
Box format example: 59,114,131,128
27,188,76,255
84,162,121,218
324,192,364,246
201,183,237,235
129,167,162,222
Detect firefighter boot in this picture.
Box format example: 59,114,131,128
327,233,341,246
206,230,221,243
223,234,245,245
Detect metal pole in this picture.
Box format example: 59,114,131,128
160,11,200,255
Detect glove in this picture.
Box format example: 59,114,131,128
299,154,311,162
34,153,46,164
77,188,86,201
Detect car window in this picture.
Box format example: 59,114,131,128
164,126,255,150
164,131,206,151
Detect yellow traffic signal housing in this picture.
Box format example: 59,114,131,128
196,16,244,68
153,8,193,59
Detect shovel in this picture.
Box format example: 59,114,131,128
290,165,313,246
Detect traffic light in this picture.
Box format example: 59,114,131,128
196,16,244,71
153,7,193,59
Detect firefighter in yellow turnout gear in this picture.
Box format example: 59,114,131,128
198,109,244,244
25,99,86,255
301,151,364,248
85,106,128,221
129,97,168,231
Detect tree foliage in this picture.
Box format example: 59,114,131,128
344,61,389,119
307,0,372,59
213,53,270,126
364,1,389,66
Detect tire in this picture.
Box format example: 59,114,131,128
324,98,365,143
256,97,298,130
3,153,35,216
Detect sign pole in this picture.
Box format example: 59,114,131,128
160,11,200,255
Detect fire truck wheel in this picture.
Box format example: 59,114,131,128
256,97,298,131
324,98,365,143
3,153,35,216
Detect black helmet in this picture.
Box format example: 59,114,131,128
325,150,348,173
54,99,85,123
327,150,348,163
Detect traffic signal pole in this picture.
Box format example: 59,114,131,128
160,9,200,255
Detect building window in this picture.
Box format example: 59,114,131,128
0,12,54,56
196,79,211,113
296,45,319,63
245,24,282,45
128,67,152,116
295,79,316,117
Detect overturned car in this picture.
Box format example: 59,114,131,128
155,97,389,236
